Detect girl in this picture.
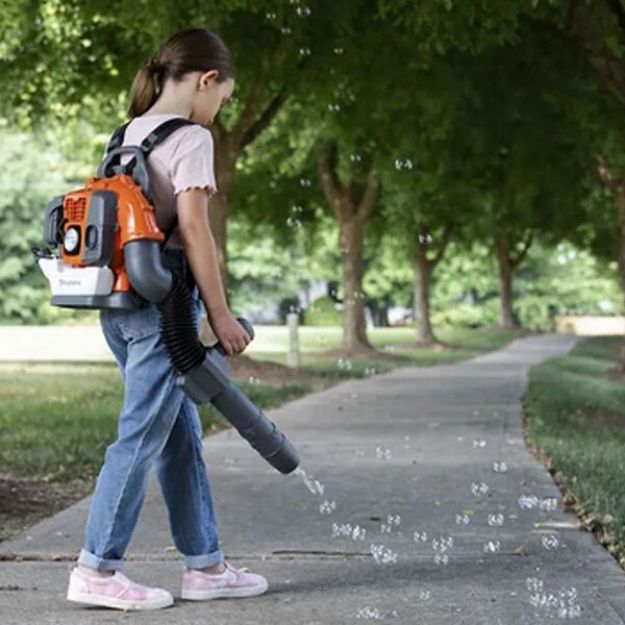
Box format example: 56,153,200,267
66,27,267,611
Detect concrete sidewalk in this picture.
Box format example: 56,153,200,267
1,334,624,624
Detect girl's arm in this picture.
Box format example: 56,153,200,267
176,188,251,356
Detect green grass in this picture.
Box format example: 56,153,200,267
0,325,523,484
524,336,625,558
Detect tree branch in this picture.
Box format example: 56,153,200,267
431,225,453,267
357,169,379,222
239,89,288,149
597,154,618,189
318,142,344,219
570,1,625,103
510,231,534,268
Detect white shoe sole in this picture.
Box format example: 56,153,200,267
67,587,174,611
181,580,268,601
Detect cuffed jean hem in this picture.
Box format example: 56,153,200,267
184,548,225,570
77,548,124,572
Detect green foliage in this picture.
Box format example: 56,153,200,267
0,131,60,322
302,295,342,327
0,126,108,324
430,241,622,330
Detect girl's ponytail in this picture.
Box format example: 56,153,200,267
128,57,165,118
127,29,235,119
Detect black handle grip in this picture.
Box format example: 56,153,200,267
214,317,255,357
97,146,152,201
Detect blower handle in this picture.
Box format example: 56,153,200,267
214,318,255,357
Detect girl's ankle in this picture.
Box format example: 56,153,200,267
194,562,226,575
77,563,114,578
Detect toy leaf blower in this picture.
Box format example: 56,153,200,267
34,118,299,475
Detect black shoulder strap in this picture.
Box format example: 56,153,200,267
105,117,197,167
136,117,197,157
105,117,198,246
105,121,131,155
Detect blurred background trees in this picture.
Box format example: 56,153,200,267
1,0,625,353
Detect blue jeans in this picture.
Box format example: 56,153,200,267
78,288,223,571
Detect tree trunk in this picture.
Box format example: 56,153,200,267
412,244,436,345
615,186,625,370
494,239,519,330
339,216,373,352
318,146,378,355
210,132,239,292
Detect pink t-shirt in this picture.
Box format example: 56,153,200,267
118,113,217,250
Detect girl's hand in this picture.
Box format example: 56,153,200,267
210,309,252,356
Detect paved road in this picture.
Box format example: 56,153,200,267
1,334,624,624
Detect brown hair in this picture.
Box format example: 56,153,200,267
128,28,235,118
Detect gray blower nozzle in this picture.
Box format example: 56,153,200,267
178,344,300,475
124,240,300,475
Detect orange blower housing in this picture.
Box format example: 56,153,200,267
60,175,164,292
40,174,166,310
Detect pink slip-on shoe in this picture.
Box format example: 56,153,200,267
181,562,268,600
66,566,174,611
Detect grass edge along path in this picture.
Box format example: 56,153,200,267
0,325,525,542
524,335,625,571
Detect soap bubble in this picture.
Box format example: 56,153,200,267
332,522,366,541
299,178,312,187
518,495,558,511
471,482,490,496
370,544,398,565
413,531,428,543
296,5,311,16
487,513,505,527
350,153,362,162
334,47,345,55
526,577,544,593
455,513,471,525
298,47,311,56
434,553,449,565
518,495,539,509
472,439,487,448
394,158,413,171
293,468,325,496
287,216,302,229
337,358,352,371
331,522,351,537
376,446,391,461
280,26,292,35
356,606,382,620
380,524,392,534
364,367,377,377
539,497,558,511
265,11,277,20
248,376,261,386
541,534,560,550
483,540,501,553
431,536,453,552
328,103,341,112
386,514,401,527
493,461,508,473
418,233,433,244
419,590,431,601
319,500,336,514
